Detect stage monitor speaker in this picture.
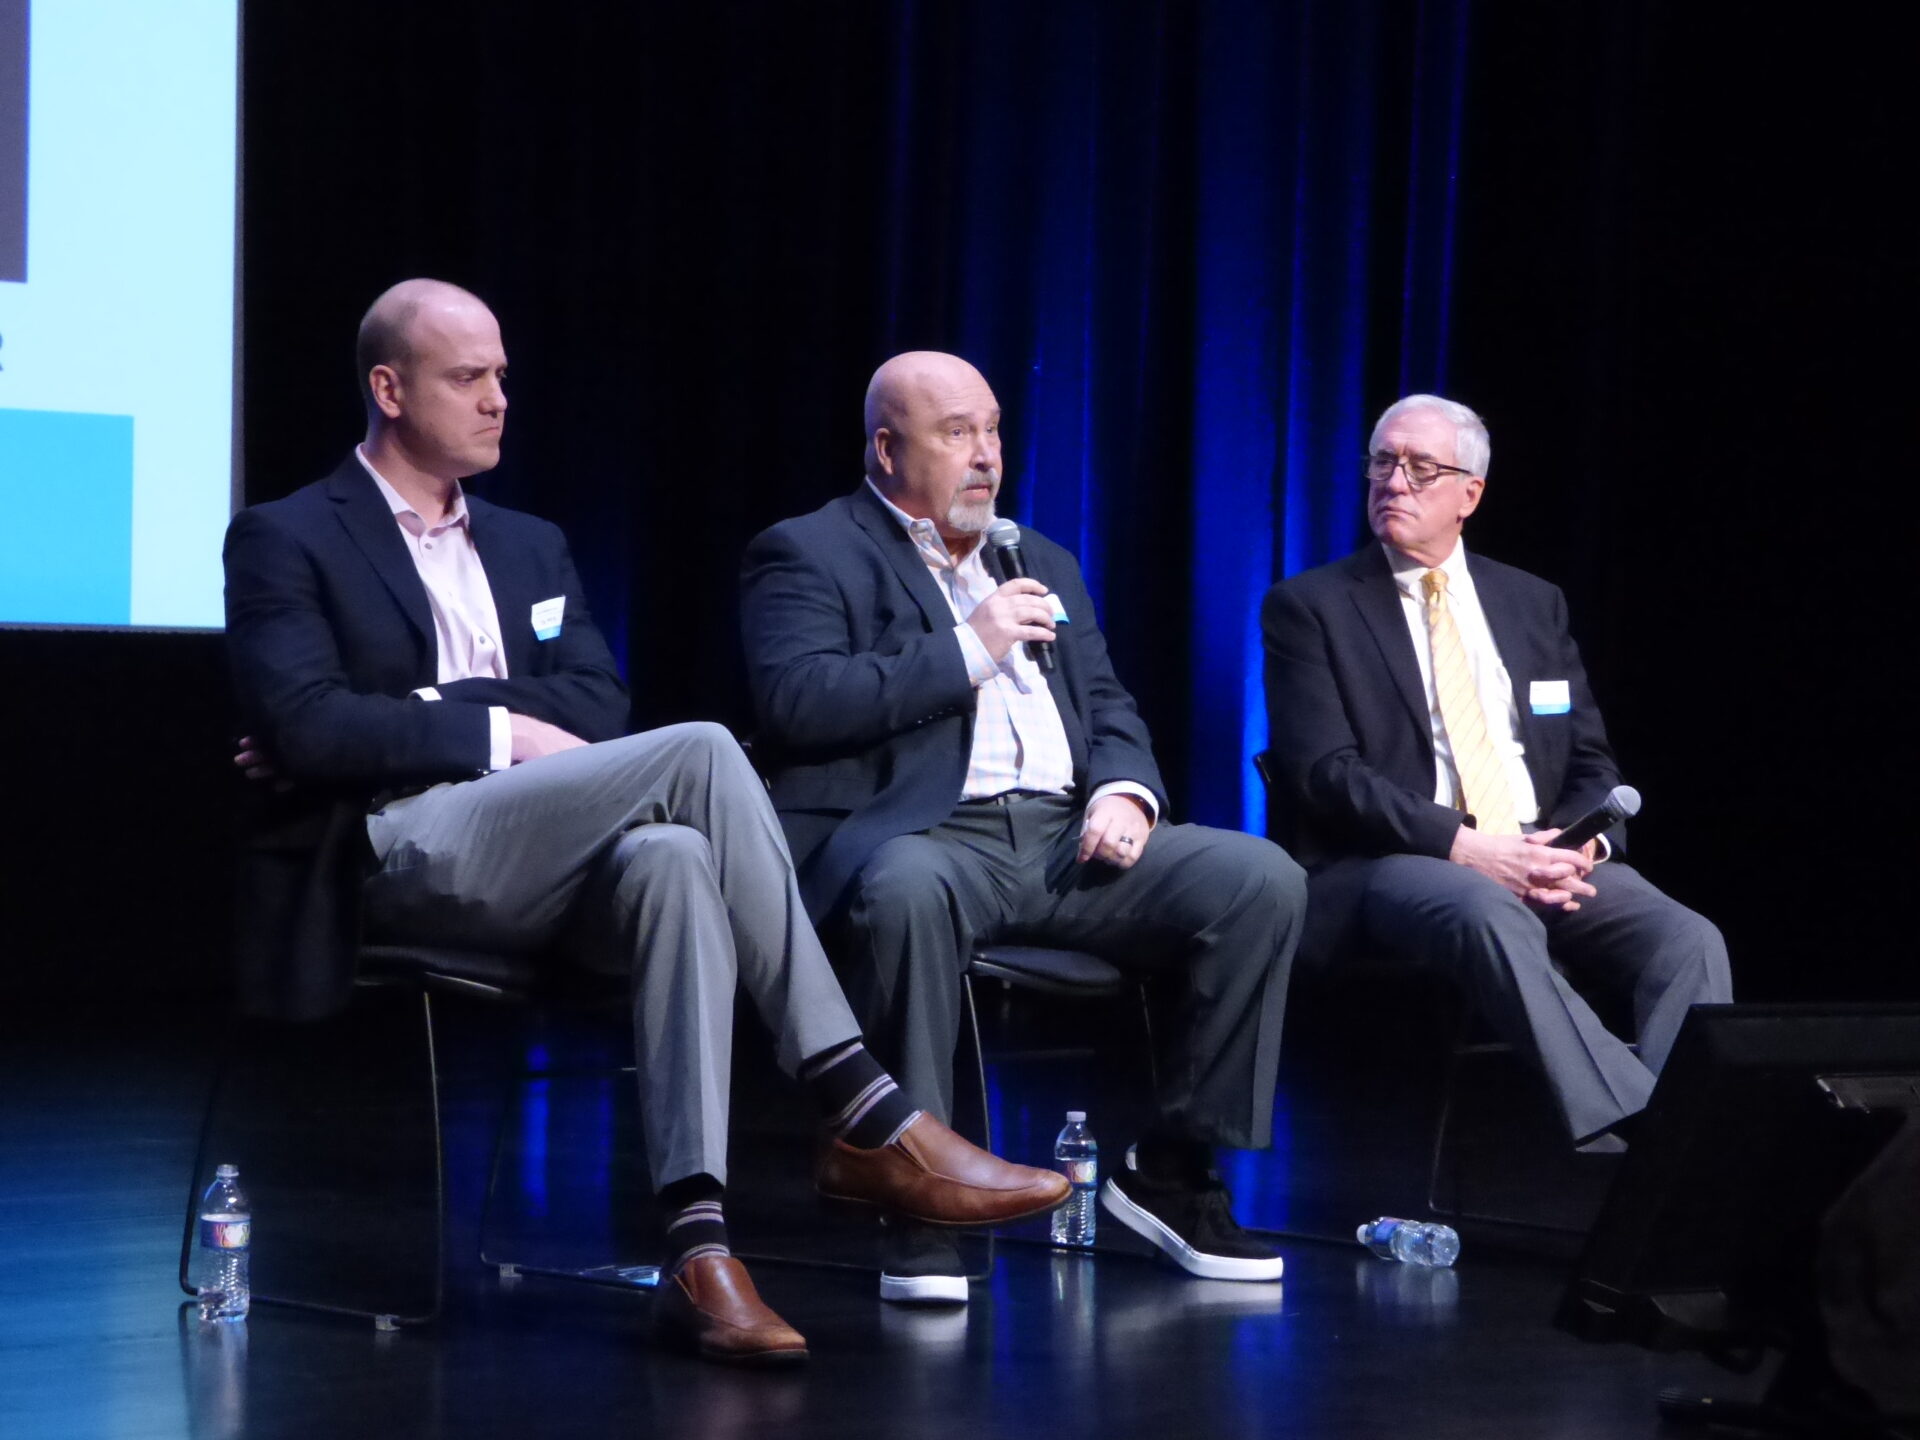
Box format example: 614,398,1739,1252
1557,1002,1920,1427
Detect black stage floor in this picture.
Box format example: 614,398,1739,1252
0,988,1755,1440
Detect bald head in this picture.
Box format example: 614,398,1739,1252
356,278,490,416
863,351,1003,547
864,352,993,477
355,278,509,485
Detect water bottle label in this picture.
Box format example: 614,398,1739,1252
1366,1219,1400,1247
200,1218,251,1250
1062,1159,1096,1186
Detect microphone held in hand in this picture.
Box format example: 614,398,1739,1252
985,518,1056,672
1552,784,1642,852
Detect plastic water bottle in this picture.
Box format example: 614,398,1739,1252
1051,1112,1097,1246
1357,1216,1459,1267
195,1165,252,1320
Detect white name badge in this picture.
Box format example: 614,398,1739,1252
1529,679,1571,715
531,595,566,641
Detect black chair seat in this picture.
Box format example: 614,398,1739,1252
357,944,546,1000
356,943,630,1010
968,944,1128,997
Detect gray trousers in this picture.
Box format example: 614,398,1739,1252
362,722,860,1189
1303,855,1732,1143
836,793,1307,1151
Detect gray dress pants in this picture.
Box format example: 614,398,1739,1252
362,722,860,1189
837,792,1307,1151
1303,854,1732,1143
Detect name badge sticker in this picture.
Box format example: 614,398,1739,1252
531,595,566,641
1529,679,1571,715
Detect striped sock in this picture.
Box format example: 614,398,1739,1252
659,1175,730,1277
800,1040,922,1149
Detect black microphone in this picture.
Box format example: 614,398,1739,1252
1550,784,1641,851
985,518,1056,672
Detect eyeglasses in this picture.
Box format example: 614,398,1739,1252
1364,453,1475,490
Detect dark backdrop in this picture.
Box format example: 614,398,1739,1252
5,1,1907,1004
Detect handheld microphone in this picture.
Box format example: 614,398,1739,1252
985,518,1056,672
1550,784,1641,851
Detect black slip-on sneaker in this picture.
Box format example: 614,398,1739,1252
1101,1168,1284,1282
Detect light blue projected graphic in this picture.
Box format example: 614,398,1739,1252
0,0,236,628
0,407,133,623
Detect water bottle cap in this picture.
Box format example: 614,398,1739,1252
1066,1110,1086,1123
215,1164,239,1178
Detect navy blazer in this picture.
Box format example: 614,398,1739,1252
223,454,629,1018
1260,544,1622,869
740,483,1166,922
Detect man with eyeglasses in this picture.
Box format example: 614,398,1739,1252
1260,394,1729,1151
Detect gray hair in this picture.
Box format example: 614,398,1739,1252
1369,394,1491,477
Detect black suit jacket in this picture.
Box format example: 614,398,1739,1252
223,454,629,1019
1259,544,1622,869
739,483,1166,922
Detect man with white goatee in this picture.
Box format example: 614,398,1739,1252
741,351,1306,1303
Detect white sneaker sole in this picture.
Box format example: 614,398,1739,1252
1100,1179,1284,1282
879,1272,970,1305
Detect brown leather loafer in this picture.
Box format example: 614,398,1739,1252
816,1113,1071,1226
653,1255,808,1365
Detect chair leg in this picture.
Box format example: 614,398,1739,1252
475,1015,660,1292
961,973,994,1156
1424,1002,1587,1235
182,987,448,1327
1424,1007,1475,1217
961,973,1000,1279
1135,981,1160,1097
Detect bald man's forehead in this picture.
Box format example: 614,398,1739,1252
909,370,995,410
867,352,996,422
409,294,497,340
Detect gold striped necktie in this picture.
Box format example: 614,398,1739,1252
1422,568,1521,836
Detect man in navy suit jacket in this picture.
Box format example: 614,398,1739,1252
742,352,1306,1297
222,285,1068,1362
1261,394,1730,1149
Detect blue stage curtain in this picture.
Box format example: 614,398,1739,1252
861,0,1472,832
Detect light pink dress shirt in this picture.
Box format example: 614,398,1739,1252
358,448,513,771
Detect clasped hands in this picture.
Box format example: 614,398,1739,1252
1450,824,1601,912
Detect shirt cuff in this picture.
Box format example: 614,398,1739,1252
487,706,512,772
1592,832,1614,863
1087,781,1159,828
954,623,1000,686
411,685,442,701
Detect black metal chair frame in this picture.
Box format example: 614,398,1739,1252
179,945,656,1331
959,943,1162,1261
1252,751,1590,1235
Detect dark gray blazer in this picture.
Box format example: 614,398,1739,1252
740,483,1166,922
